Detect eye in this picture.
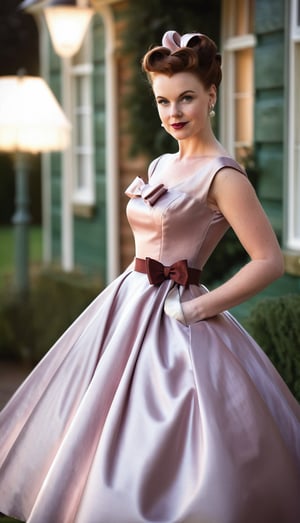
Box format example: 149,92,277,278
157,98,169,106
181,95,193,103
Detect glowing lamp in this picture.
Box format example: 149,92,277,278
0,74,70,153
44,2,94,58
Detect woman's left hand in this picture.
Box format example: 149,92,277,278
181,298,204,324
164,287,204,325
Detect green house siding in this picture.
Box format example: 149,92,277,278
254,0,286,237
51,153,62,261
231,0,300,323
48,49,63,264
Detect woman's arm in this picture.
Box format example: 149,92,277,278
182,168,284,323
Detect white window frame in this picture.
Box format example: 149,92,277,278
220,0,256,159
71,29,95,212
287,0,300,250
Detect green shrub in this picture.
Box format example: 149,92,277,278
245,294,300,401
0,292,33,362
0,271,101,366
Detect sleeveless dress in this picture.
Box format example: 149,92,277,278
0,156,299,523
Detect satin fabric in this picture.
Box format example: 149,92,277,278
0,156,299,523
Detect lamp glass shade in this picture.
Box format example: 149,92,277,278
0,76,71,153
44,6,93,58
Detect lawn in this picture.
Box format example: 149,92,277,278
0,225,42,289
0,518,24,523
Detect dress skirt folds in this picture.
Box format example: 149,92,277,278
0,156,299,523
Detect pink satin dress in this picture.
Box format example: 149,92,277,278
0,156,299,523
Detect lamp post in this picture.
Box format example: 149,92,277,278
0,72,71,295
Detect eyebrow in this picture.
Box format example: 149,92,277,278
156,89,196,100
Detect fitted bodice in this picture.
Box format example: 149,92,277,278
126,156,246,270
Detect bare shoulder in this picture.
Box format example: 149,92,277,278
213,165,249,185
208,166,255,208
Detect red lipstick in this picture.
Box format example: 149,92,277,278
171,122,187,130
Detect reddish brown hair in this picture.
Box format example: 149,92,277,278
142,33,222,89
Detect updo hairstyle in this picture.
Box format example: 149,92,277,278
142,31,222,90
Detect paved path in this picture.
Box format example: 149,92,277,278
0,361,30,410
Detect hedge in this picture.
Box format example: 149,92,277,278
0,271,101,365
246,294,300,401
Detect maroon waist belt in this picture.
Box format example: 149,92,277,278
134,257,201,287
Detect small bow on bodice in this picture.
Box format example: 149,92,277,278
125,177,167,206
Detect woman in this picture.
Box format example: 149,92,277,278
0,31,299,523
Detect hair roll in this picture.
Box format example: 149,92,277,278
142,32,222,89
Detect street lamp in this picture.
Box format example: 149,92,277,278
20,0,94,58
0,72,71,294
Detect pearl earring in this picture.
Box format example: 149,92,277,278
161,123,164,127
209,104,215,118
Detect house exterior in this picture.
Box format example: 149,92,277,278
24,0,300,307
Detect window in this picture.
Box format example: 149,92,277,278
221,0,255,165
287,0,300,250
71,28,95,213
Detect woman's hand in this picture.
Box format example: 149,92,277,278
164,288,209,325
181,297,205,324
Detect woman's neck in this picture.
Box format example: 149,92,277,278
176,138,228,160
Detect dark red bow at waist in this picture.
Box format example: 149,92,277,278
134,257,201,287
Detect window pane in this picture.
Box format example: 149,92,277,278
76,154,86,189
76,75,84,106
75,111,91,148
70,28,95,207
76,113,83,146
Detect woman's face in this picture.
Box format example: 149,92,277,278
151,71,216,141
